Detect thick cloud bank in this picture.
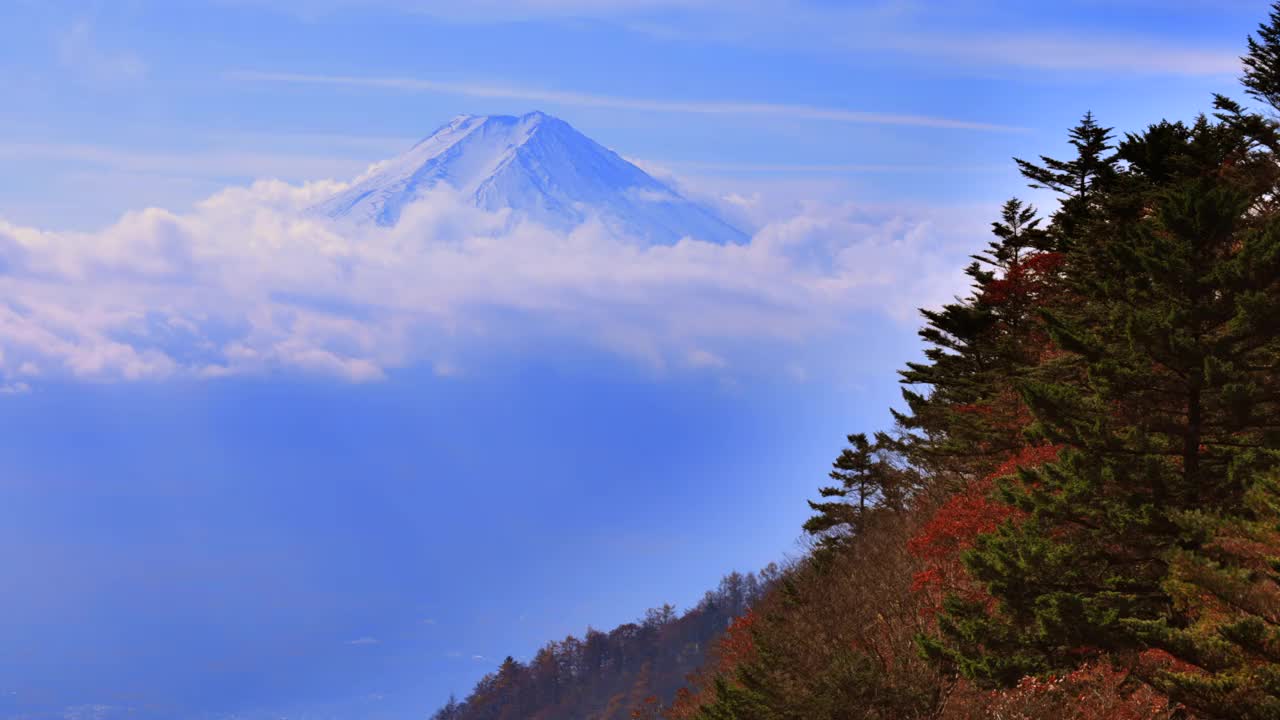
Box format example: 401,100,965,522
0,179,972,389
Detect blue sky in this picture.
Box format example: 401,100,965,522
0,1,1267,717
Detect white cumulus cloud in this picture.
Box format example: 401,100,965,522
0,177,978,389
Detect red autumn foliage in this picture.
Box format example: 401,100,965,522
713,611,758,672
1137,648,1203,678
664,612,758,719
980,252,1066,307
908,444,1061,604
631,696,663,720
941,659,1184,719
1021,251,1066,275
907,489,1020,605
988,443,1062,481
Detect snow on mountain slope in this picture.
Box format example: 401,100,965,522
310,111,748,244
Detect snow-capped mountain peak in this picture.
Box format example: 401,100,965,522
311,112,747,244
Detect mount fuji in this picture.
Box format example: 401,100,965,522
311,111,747,244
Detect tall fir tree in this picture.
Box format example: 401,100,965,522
894,196,1061,484
674,5,1280,720
803,432,913,560
1014,112,1117,245
1244,2,1280,112
922,13,1280,717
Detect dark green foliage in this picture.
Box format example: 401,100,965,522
688,6,1280,717
894,198,1057,482
1128,474,1280,717
1015,111,1116,202
699,645,923,720
926,22,1280,719
690,182,1073,720
1245,3,1280,112
1014,112,1118,243
433,6,1280,719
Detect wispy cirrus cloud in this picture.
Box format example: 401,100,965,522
622,3,1240,77
234,0,1240,77
56,19,148,88
876,32,1241,76
651,160,1009,175
0,137,408,184
227,70,1026,133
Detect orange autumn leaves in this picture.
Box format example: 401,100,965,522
908,444,1061,608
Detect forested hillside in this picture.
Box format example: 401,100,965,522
438,5,1280,719
431,570,776,720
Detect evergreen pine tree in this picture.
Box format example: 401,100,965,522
1014,112,1117,244
894,197,1060,484
803,433,912,559
924,34,1280,715
1244,2,1280,112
